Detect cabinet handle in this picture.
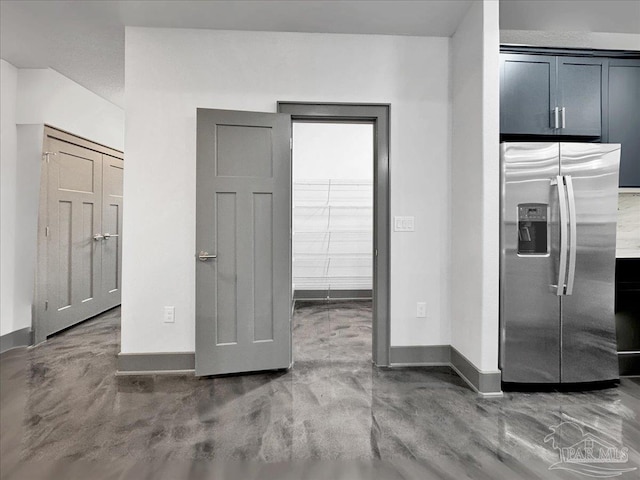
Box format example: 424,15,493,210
561,107,566,129
553,107,560,129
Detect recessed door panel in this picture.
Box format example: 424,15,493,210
557,59,604,136
101,204,119,292
215,192,238,345
500,55,556,135
57,200,73,309
80,202,95,302
216,125,273,177
253,193,274,342
58,153,95,193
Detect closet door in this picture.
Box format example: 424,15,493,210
100,155,124,310
45,138,103,336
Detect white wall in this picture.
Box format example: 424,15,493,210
14,124,44,338
1,59,19,336
293,123,373,292
500,30,640,51
17,68,124,151
122,27,451,353
0,64,125,338
293,123,373,181
450,0,500,372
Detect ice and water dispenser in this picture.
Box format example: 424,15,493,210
517,204,548,255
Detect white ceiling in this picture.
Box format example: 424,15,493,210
1,0,638,108
0,0,473,107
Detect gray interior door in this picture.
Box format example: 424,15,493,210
560,143,620,383
100,155,124,310
501,143,561,383
46,138,104,335
195,108,292,376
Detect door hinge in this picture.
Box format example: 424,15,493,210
43,151,56,163
290,138,293,150
45,301,49,311
45,226,50,237
375,249,378,257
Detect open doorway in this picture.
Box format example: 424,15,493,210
193,104,389,375
292,121,374,362
278,102,390,366
292,122,374,300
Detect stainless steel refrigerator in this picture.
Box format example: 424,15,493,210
500,142,620,385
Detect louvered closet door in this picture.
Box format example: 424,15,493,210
46,138,104,336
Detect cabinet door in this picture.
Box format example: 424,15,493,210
557,57,605,137
608,59,640,187
500,54,556,135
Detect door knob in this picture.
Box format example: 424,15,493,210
103,233,119,240
93,234,104,241
198,251,217,261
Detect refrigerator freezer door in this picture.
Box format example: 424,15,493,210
501,143,561,383
560,143,620,383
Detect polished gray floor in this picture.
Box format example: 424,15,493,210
1,300,639,480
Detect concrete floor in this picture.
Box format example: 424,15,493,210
1,300,639,480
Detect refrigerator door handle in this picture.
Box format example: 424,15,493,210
553,175,568,295
565,175,577,295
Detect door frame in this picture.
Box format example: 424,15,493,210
34,126,124,344
278,102,391,367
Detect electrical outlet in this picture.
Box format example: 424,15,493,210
164,306,175,323
394,216,415,232
416,302,427,318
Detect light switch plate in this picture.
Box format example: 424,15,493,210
417,302,427,318
394,216,415,232
164,306,175,323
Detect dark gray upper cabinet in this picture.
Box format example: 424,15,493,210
500,54,606,137
500,54,556,135
557,58,606,137
608,59,640,187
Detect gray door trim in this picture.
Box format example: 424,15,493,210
277,102,391,367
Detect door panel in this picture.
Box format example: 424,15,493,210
253,193,274,342
196,108,291,376
46,139,103,336
101,156,124,309
608,60,640,187
557,58,604,137
500,54,556,135
215,192,238,345
560,143,620,383
501,143,560,383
